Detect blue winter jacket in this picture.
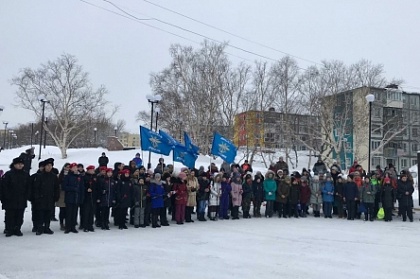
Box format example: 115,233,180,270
322,181,334,203
149,181,165,209
133,157,143,168
63,172,85,205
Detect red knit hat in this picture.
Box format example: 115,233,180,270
99,166,107,172
106,168,113,173
69,163,78,169
86,165,95,171
121,169,130,175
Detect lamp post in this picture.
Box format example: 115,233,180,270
38,95,49,160
94,127,97,146
155,108,160,132
2,121,8,149
365,93,375,173
146,95,162,169
43,117,49,149
114,127,117,137
30,122,35,148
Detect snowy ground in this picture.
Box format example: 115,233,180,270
0,209,420,279
1,146,420,278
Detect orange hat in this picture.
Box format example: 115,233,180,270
86,165,95,171
69,163,78,168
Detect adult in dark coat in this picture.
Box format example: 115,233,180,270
343,175,359,221
1,157,31,237
274,157,289,173
19,147,35,174
397,174,414,222
30,161,45,233
241,174,254,219
31,159,60,235
82,165,97,232
63,163,85,234
252,173,264,217
115,169,133,229
98,152,109,167
334,176,345,218
299,176,311,217
312,158,327,175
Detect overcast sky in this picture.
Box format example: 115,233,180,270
1,0,419,133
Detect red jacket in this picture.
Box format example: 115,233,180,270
173,182,188,205
299,183,311,204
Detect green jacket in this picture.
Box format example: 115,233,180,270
361,182,376,203
263,178,277,201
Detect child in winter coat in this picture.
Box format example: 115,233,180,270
276,176,290,218
310,176,322,217
381,177,395,222
230,175,243,220
133,177,148,228
173,172,188,225
343,175,359,221
241,174,254,219
289,177,300,218
209,173,222,220
263,170,277,218
361,176,376,221
116,169,133,230
96,168,116,230
334,175,345,218
219,174,232,219
252,173,264,217
322,174,334,218
299,176,311,217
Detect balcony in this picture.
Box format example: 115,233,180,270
383,147,397,158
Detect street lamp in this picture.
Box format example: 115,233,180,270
114,126,117,137
94,127,97,146
38,95,49,160
365,93,375,173
155,107,160,132
146,95,162,169
29,122,35,148
43,117,49,149
2,121,8,149
8,130,14,149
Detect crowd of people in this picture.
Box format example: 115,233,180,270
0,152,417,237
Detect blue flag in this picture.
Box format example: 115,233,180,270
159,130,182,148
140,126,172,156
173,144,197,169
211,133,237,164
184,131,200,155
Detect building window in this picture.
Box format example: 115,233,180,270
412,128,418,137
400,158,408,168
372,124,382,136
372,157,382,168
412,143,418,152
371,140,381,150
412,159,417,166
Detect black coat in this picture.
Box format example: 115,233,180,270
19,152,35,173
31,171,60,210
252,179,264,202
133,183,148,208
197,177,210,201
381,184,395,208
397,180,414,208
98,156,109,167
83,173,97,205
1,168,31,210
116,177,133,208
334,181,345,202
289,183,300,204
97,177,116,207
343,182,359,201
63,172,85,205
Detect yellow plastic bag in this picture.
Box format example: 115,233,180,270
377,208,385,220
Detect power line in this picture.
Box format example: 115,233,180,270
80,0,253,62
142,0,321,66
101,0,279,63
